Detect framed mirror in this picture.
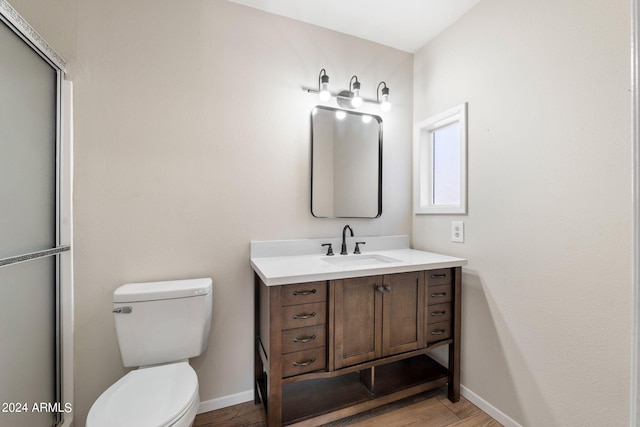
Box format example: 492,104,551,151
311,106,382,218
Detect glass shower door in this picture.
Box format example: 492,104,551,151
0,18,67,427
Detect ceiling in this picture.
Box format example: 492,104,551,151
226,0,482,53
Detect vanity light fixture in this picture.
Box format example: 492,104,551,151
305,69,391,112
377,82,391,112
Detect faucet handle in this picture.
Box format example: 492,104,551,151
354,241,366,254
321,243,334,256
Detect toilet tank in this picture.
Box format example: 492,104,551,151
113,278,212,368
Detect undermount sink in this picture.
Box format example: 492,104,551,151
322,254,401,267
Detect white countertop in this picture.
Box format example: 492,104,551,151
251,238,467,286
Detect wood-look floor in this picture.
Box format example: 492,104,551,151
194,385,502,427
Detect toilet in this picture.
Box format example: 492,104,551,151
86,277,213,427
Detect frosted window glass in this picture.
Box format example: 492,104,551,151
432,122,461,205
0,257,55,426
0,21,57,258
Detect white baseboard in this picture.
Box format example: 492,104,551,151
461,385,522,427
197,389,254,414
197,384,522,427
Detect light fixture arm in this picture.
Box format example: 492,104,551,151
349,75,360,92
319,69,329,91
377,81,391,111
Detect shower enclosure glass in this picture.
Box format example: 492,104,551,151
0,15,69,427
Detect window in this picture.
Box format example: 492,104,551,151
414,103,467,214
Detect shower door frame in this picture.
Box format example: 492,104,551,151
0,2,73,426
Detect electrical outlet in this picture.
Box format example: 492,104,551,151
451,221,464,243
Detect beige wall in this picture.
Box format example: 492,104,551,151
66,0,413,425
413,0,632,426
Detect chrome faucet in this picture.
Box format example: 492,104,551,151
341,225,353,255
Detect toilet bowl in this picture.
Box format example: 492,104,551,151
86,278,212,427
86,362,199,427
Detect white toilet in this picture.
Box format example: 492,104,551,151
86,277,213,427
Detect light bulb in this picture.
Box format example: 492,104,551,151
380,93,391,112
379,85,391,111
319,72,330,102
336,110,346,120
362,115,372,123
351,88,363,108
351,78,362,108
319,82,330,102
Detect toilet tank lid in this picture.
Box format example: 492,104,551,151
113,278,212,303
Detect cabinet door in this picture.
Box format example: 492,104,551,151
382,272,425,357
334,276,382,369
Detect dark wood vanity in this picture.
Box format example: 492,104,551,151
253,266,462,426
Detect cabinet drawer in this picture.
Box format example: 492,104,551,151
281,324,326,354
281,282,327,306
426,268,453,286
427,321,452,343
427,303,452,323
282,347,327,377
428,283,453,304
281,302,326,330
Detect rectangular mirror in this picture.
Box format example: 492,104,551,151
311,106,382,218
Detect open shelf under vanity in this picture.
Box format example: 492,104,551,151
279,355,449,425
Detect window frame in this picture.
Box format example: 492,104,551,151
413,103,467,215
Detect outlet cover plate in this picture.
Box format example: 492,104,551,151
452,221,464,243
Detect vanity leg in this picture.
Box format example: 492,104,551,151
448,267,462,402
265,283,284,426
254,352,261,404
360,367,375,393
254,274,283,427
254,274,262,404
266,377,283,426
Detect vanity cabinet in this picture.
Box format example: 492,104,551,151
254,267,461,426
334,272,425,369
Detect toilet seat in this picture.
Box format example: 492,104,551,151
86,362,199,427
